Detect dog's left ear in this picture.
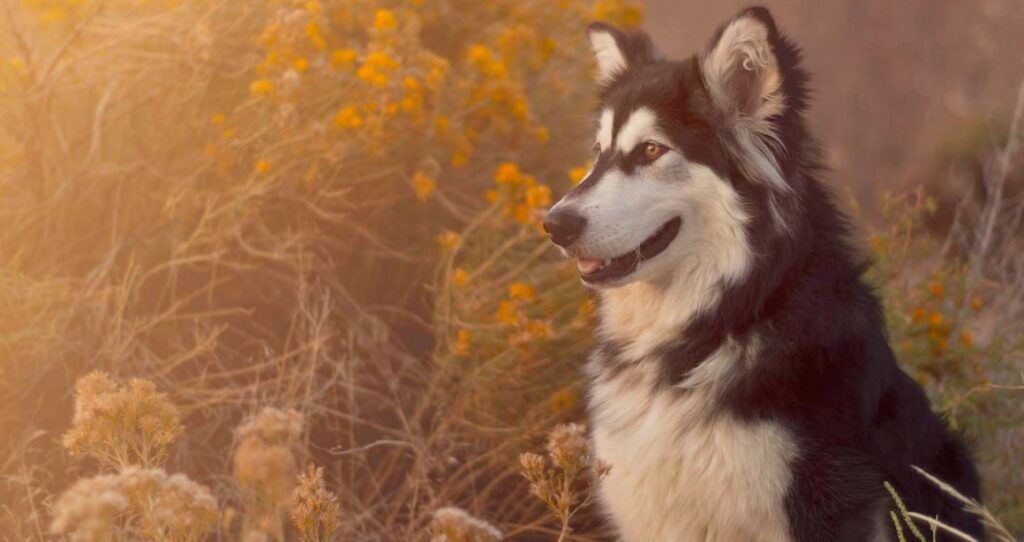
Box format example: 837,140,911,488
701,7,784,123
587,22,657,85
700,7,790,189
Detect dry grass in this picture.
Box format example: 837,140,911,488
0,1,1021,541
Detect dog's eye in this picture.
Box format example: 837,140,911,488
643,142,667,161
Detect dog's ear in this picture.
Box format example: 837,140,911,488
587,22,656,85
701,7,784,122
700,7,790,190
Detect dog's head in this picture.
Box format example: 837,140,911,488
544,7,808,289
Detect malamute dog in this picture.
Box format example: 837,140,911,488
543,7,984,541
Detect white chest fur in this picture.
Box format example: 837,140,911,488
587,352,797,542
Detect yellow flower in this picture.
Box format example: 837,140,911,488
484,189,499,203
526,184,551,209
292,57,309,73
434,115,450,134
508,283,535,301
249,78,274,96
211,113,226,126
436,230,461,249
569,162,591,184
365,51,399,70
305,1,321,17
494,162,522,185
451,151,468,168
357,65,389,87
453,328,471,356
496,300,519,325
412,171,437,200
510,98,529,119
374,9,397,31
927,313,944,329
970,297,983,311
549,388,578,414
305,22,327,51
452,268,470,287
928,281,944,299
333,106,363,128
958,331,973,347
331,49,358,69
254,159,271,174
467,45,493,65
533,126,550,143
221,127,236,139
204,143,218,157
40,7,67,24
527,319,552,338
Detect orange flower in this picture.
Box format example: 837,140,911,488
549,389,578,414
911,306,926,323
412,172,437,201
495,162,522,185
374,9,397,31
568,162,592,185
496,300,519,325
453,328,471,356
249,79,273,96
436,230,461,250
958,331,973,347
928,281,944,299
452,268,469,287
508,283,535,301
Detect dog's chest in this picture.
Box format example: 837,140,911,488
588,359,797,542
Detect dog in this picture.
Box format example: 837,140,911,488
542,7,984,541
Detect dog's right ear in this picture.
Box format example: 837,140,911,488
587,22,656,85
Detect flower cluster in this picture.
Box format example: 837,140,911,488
234,407,305,539
489,162,552,228
519,423,610,539
51,467,219,542
52,373,217,542
290,465,342,542
61,371,183,469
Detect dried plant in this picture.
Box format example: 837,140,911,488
50,467,218,542
234,407,304,541
290,464,342,542
60,371,183,469
429,506,504,542
49,473,128,542
519,423,611,541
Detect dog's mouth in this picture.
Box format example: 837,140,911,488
575,217,682,284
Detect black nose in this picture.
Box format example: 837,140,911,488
543,208,586,247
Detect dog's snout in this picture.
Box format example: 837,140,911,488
543,208,586,247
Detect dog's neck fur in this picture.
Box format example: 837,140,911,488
593,174,839,385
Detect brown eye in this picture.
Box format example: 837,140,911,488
643,142,666,160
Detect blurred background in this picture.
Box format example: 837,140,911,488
648,0,1024,206
0,1,1021,540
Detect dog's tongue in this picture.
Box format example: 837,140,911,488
576,258,602,274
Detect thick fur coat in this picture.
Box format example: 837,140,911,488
542,7,984,541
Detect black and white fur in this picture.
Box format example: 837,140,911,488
543,8,984,541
